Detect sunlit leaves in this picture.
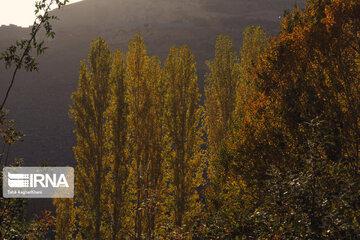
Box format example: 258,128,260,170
70,38,112,239
163,45,204,234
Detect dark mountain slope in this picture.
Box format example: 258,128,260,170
0,0,305,168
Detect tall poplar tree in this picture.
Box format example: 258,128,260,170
205,35,240,180
126,33,149,238
53,198,76,240
103,50,131,239
70,38,112,240
126,34,166,239
143,56,167,239
203,29,267,237
163,45,204,231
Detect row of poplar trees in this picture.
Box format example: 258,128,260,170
54,25,266,239
54,0,360,239
54,34,206,239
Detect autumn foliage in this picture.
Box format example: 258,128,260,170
51,0,360,239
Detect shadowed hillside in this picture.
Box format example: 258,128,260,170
0,0,304,170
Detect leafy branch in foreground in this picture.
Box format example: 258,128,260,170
0,1,67,239
0,0,69,111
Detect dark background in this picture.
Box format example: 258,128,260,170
0,0,305,215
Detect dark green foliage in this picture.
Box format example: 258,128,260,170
248,118,360,239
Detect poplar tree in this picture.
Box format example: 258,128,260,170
163,46,204,231
126,34,166,239
235,26,267,119
126,33,149,238
204,36,240,218
70,38,112,240
204,35,240,180
203,30,267,235
103,50,131,239
53,198,76,240
143,56,167,239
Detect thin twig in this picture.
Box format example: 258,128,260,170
0,0,54,111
